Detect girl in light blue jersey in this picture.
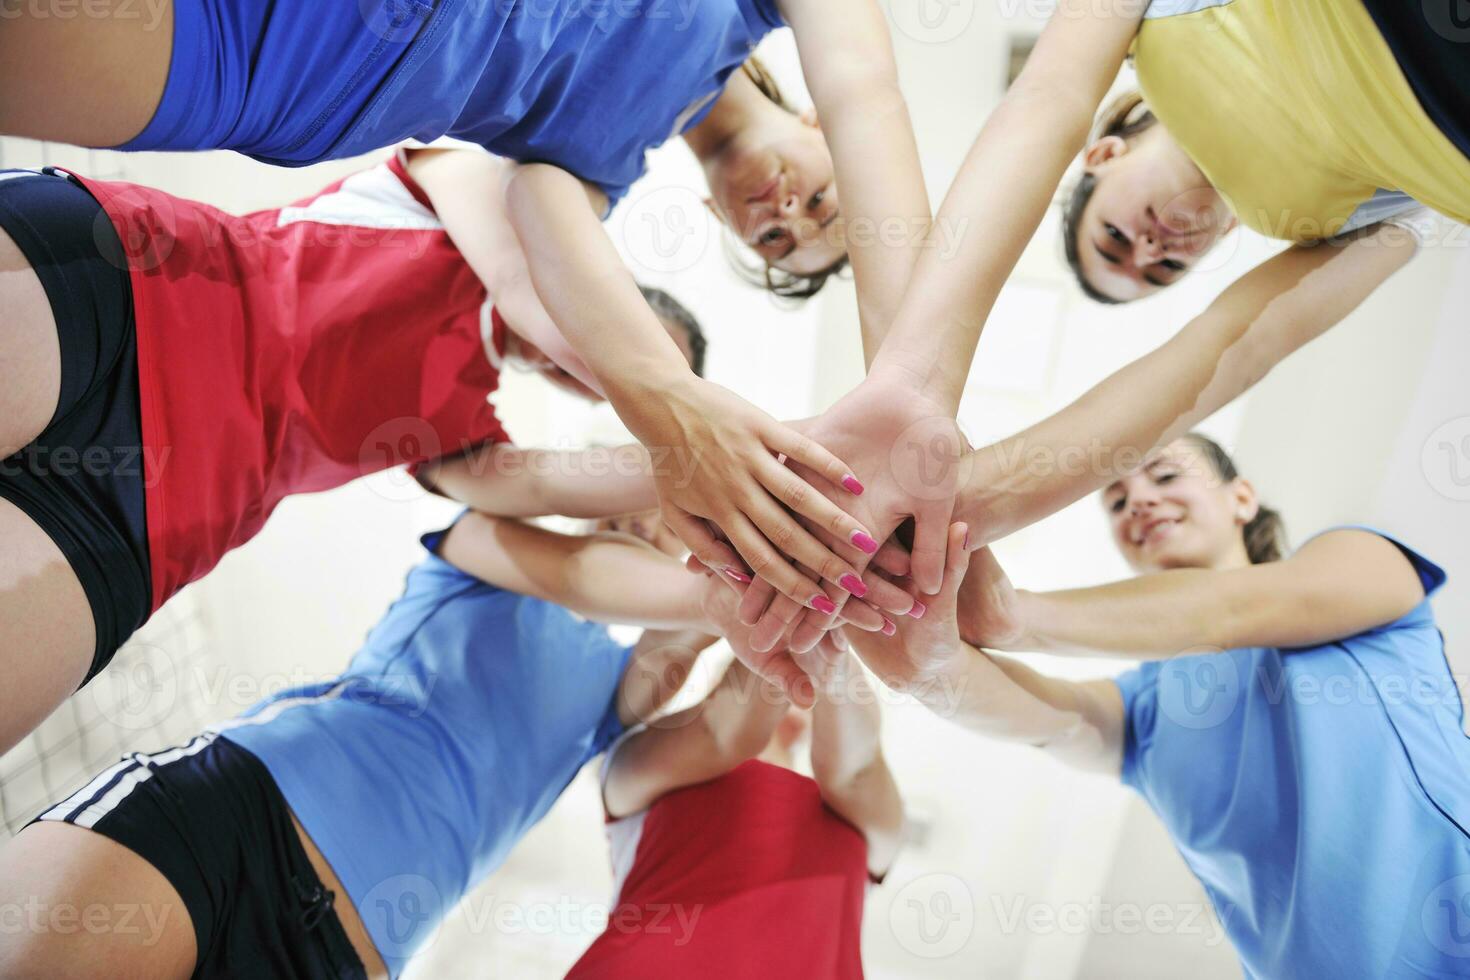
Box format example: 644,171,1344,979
0,495,823,979
856,433,1470,979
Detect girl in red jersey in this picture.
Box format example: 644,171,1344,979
566,585,903,979
0,152,713,757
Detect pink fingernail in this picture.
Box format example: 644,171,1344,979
724,569,751,585
908,599,926,620
881,617,897,637
851,531,878,555
811,595,837,615
838,574,867,598
841,474,865,495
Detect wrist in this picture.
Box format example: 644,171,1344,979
604,362,699,439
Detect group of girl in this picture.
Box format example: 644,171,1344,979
1,0,1468,975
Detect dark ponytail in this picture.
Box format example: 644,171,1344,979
1184,433,1287,564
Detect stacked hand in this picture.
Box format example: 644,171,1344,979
727,369,969,656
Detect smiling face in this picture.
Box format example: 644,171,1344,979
1074,130,1236,302
703,107,847,279
1102,439,1258,573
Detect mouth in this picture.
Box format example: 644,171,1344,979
1134,516,1180,546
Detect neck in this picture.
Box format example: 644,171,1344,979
682,69,763,163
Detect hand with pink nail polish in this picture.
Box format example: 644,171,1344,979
621,376,877,621
751,371,966,650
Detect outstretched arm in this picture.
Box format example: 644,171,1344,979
436,512,707,629
961,529,1426,659
505,162,881,613
602,657,790,819
957,227,1419,545
404,147,600,392
779,0,929,361
418,443,659,519
805,651,904,879
851,524,1125,776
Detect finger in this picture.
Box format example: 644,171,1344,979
737,575,779,627
818,628,849,656
738,483,868,597
909,498,956,595
764,420,865,498
753,453,877,560
738,647,816,709
872,538,912,578
860,569,925,619
664,509,747,579
750,594,805,653
722,512,837,616
940,522,974,602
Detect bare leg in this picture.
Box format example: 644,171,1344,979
0,223,96,756
0,0,173,147
0,822,196,979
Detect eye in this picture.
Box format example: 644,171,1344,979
1160,258,1186,271
1104,223,1128,245
1155,472,1177,484
1109,497,1126,513
759,226,788,246
807,189,825,210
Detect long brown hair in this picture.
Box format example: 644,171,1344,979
1060,90,1158,305
721,56,851,301
1184,433,1287,564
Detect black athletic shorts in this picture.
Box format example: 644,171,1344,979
32,734,367,980
0,167,152,684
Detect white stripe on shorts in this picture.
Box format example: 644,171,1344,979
39,733,218,829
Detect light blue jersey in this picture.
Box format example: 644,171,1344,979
219,522,632,976
1118,528,1470,979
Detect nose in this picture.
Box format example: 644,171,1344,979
778,189,800,218
1128,485,1161,516
1132,232,1164,267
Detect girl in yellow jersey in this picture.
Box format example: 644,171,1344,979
861,0,1465,560
1062,0,1469,303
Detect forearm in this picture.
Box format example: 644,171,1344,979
869,1,1137,406
784,0,929,359
617,629,722,728
956,232,1417,543
439,514,706,628
425,445,658,518
870,81,1096,405
922,646,1122,775
505,164,693,410
809,666,884,789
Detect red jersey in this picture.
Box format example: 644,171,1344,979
72,156,509,612
568,760,872,979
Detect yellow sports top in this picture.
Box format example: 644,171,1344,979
1134,0,1470,241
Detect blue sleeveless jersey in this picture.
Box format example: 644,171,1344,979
127,0,783,203
219,522,633,976
1117,528,1470,978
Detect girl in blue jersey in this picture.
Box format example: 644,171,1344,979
0,489,855,979
0,0,964,616
856,433,1470,978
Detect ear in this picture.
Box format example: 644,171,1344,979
1082,135,1129,172
798,107,820,130
1231,478,1261,525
